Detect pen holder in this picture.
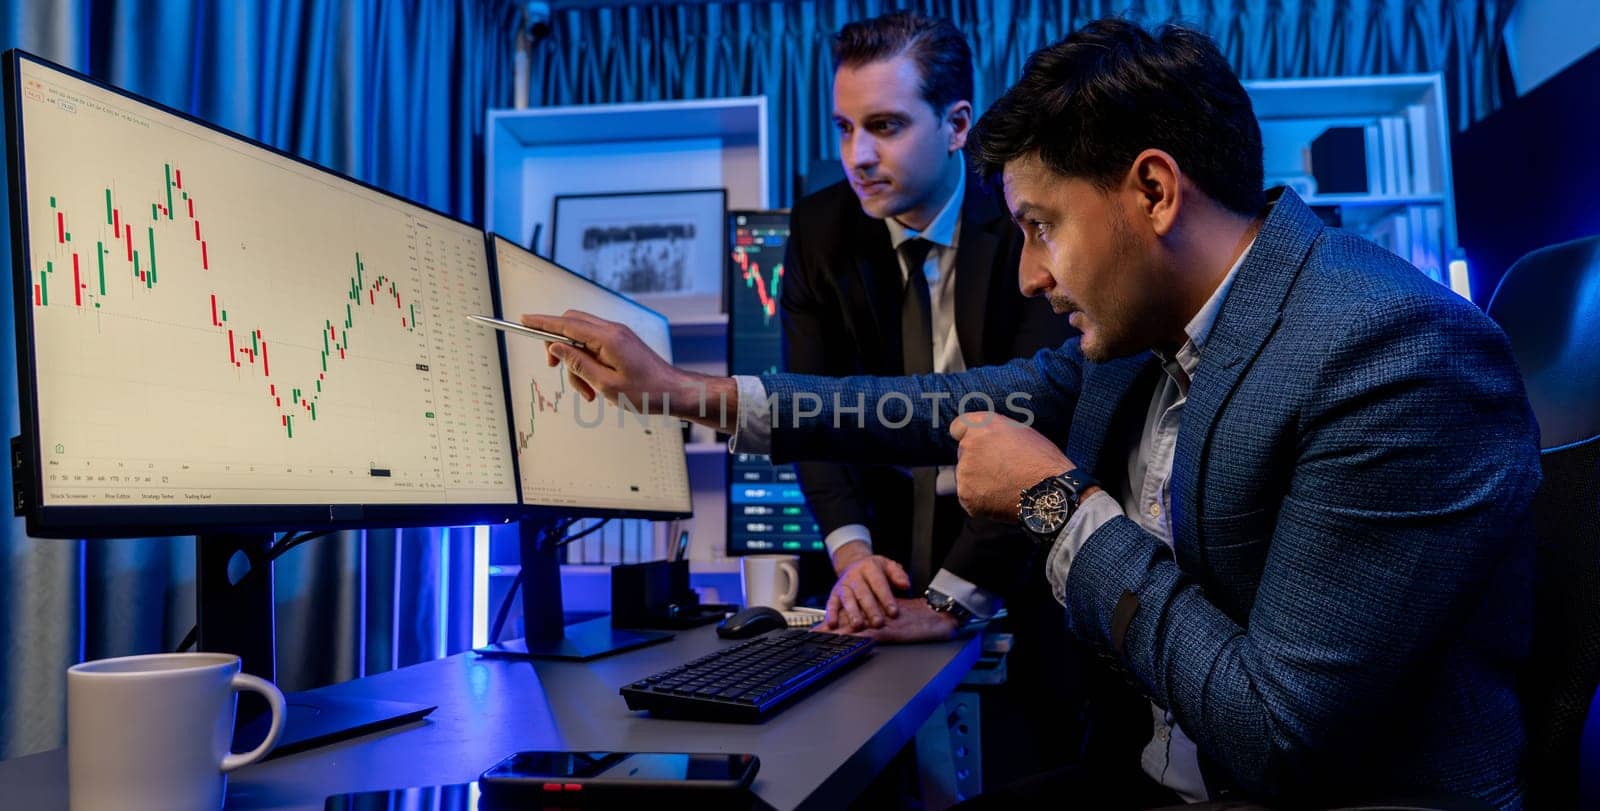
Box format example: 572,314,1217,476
611,559,696,629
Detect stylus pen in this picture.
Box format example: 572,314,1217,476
466,314,587,349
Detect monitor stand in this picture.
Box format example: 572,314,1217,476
197,533,435,757
475,517,673,662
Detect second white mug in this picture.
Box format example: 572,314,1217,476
741,554,800,610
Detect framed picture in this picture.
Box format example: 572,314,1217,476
551,188,727,321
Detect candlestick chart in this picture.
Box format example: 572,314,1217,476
17,60,516,506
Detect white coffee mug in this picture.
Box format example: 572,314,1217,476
68,652,286,811
741,554,800,610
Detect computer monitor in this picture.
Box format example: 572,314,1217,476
4,50,521,749
490,234,692,518
480,235,692,660
6,52,520,536
724,210,824,555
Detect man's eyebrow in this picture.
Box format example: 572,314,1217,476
1010,202,1036,221
833,109,909,126
861,109,912,122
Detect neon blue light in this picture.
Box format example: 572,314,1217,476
437,530,450,659
1448,259,1472,300
473,525,490,648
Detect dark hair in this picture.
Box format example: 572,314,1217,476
968,19,1264,215
831,12,974,113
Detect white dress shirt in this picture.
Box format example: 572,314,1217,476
1044,239,1254,803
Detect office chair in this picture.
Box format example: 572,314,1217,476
1487,235,1600,809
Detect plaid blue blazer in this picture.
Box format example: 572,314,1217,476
761,189,1540,807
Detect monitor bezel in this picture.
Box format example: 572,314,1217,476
4,49,525,538
485,233,692,521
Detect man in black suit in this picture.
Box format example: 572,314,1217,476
782,12,1070,641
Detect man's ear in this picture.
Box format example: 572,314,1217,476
1127,149,1181,237
945,100,973,153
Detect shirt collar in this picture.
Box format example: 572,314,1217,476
1184,237,1253,355
885,157,965,251
1163,236,1255,386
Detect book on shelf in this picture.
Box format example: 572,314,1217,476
1405,103,1436,194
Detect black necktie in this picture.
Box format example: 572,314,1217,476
899,237,937,591
900,238,935,376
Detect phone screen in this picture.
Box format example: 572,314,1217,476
496,751,754,781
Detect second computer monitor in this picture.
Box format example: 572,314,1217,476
726,211,823,555
489,235,692,518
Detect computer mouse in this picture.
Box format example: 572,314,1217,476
716,606,787,639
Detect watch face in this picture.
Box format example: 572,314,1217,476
1020,481,1071,537
925,590,969,622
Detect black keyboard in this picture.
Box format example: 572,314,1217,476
620,629,874,722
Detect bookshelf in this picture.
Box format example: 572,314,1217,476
484,97,772,253
1245,74,1468,298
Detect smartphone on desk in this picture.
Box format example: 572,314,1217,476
326,783,485,810
480,750,759,806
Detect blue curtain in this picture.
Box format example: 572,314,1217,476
0,0,517,760
528,0,1518,207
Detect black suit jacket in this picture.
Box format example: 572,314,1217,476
779,176,1072,595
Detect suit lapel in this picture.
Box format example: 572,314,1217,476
1170,189,1325,565
1066,352,1156,476
849,212,904,370
953,176,1005,366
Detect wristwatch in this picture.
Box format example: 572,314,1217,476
924,587,976,626
1018,468,1101,545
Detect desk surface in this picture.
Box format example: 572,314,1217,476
0,625,980,811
